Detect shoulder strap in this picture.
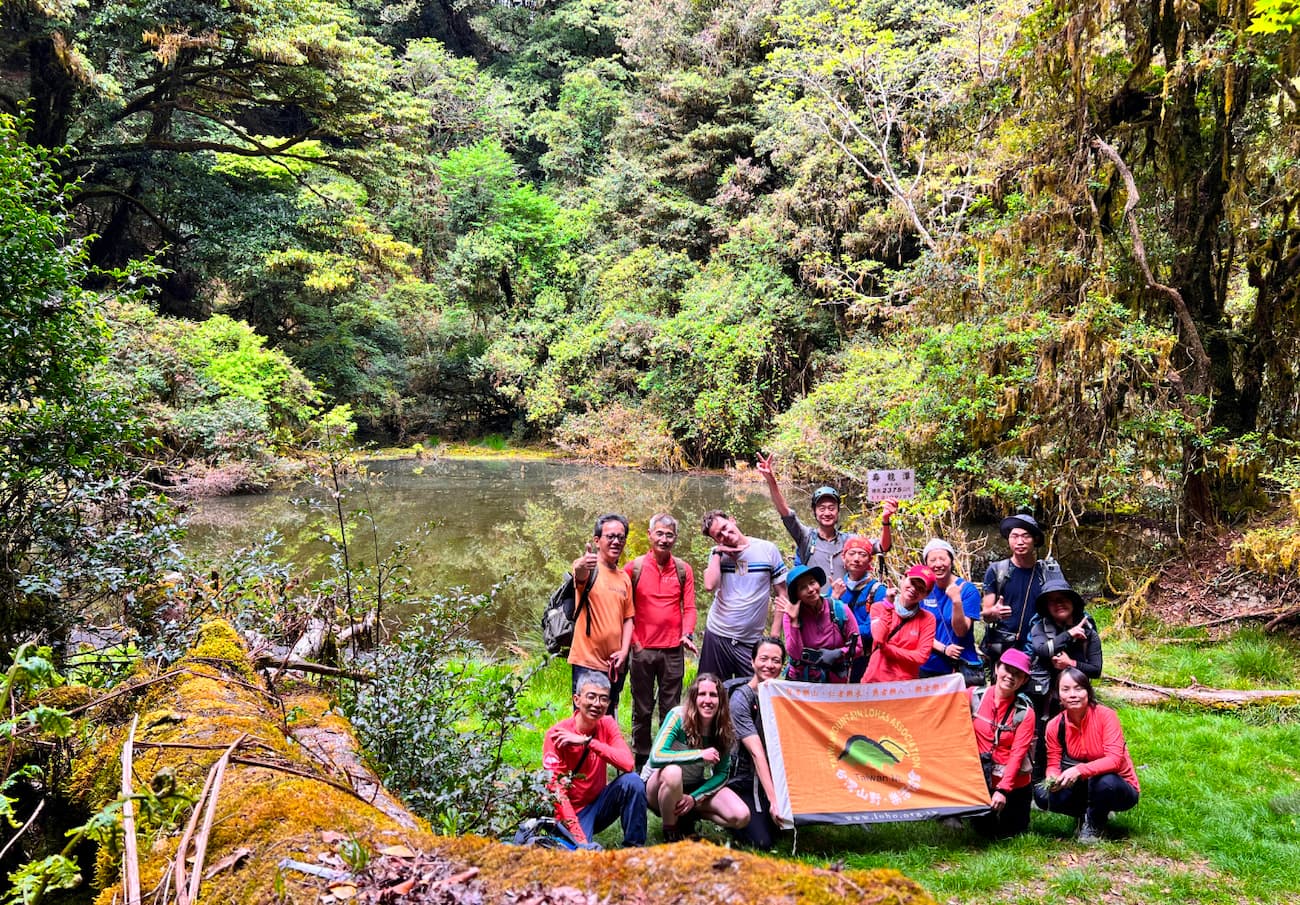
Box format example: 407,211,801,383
672,556,687,613
828,599,855,647
993,558,1013,597
576,569,597,637
630,555,646,595
1056,715,1071,759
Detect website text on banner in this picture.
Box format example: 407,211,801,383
758,674,989,825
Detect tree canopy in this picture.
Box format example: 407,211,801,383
3,0,1298,523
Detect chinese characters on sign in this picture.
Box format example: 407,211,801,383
867,468,915,501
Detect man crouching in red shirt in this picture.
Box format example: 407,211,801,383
542,673,648,847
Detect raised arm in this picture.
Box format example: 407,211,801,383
756,453,793,518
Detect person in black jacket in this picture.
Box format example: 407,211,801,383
1026,576,1102,778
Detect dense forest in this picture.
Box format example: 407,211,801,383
5,0,1300,528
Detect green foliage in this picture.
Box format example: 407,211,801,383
342,602,549,835
0,113,177,648
108,304,339,462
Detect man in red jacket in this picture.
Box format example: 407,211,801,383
542,674,647,847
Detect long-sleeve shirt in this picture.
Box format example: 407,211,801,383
862,602,936,683
626,554,697,649
970,689,1036,792
782,599,861,680
1045,705,1140,792
542,714,634,843
647,706,729,798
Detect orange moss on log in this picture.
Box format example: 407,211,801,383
433,835,934,905
76,620,936,905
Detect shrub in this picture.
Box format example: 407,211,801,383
554,402,687,471
341,598,548,836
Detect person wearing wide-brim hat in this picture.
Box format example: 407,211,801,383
1026,576,1103,777
778,564,861,683
998,513,1045,546
980,513,1065,669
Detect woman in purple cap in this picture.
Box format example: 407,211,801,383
968,648,1037,838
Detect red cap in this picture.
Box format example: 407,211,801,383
905,564,937,593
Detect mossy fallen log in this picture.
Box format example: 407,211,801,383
72,621,935,905
1104,675,1300,709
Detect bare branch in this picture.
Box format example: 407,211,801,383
1091,136,1211,396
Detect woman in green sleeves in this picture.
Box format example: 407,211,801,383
644,673,751,841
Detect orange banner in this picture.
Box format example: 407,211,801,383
759,674,990,825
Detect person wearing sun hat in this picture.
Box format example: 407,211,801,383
861,564,938,683
968,648,1037,839
779,564,861,683
918,537,984,686
980,512,1066,672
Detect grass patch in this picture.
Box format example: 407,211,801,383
500,650,1300,903
1104,625,1300,689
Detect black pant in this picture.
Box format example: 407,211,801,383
726,775,776,850
1035,773,1139,828
698,631,754,682
971,784,1033,839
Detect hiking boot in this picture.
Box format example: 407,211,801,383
662,823,686,843
1077,816,1103,844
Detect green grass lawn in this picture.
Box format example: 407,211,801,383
508,640,1300,905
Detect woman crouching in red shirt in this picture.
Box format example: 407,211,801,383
1036,667,1140,842
969,648,1036,838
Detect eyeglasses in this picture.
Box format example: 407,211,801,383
651,530,677,539
601,533,627,542
1007,530,1033,540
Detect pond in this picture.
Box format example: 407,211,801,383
183,457,1140,647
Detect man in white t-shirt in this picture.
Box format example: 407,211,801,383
699,510,790,680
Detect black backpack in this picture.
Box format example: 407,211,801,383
541,571,596,656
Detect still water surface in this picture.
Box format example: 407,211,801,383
184,457,1114,645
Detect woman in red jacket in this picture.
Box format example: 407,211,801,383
862,565,937,683
1037,668,1140,842
969,648,1037,838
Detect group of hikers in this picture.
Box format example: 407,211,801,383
540,459,1140,850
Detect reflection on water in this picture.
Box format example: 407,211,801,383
184,458,792,644
184,458,1135,646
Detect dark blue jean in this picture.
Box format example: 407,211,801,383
1036,772,1139,827
576,771,647,847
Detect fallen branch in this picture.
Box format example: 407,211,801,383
175,734,245,905
1265,605,1300,632
0,798,44,863
1186,607,1293,629
1105,675,1300,708
252,655,374,681
121,716,142,905
229,755,373,802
